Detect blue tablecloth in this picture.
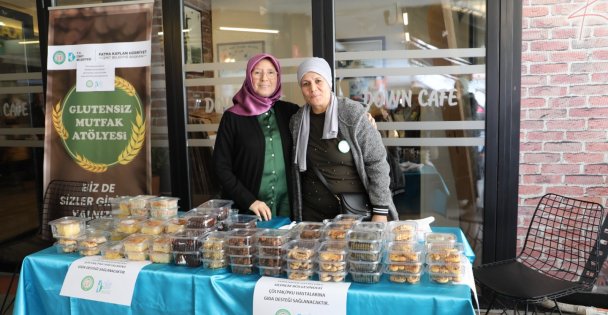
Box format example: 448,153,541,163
14,225,475,315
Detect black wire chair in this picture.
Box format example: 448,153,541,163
0,179,111,314
474,193,607,315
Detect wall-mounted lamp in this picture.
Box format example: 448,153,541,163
402,12,408,26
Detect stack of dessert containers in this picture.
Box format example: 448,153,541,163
200,231,229,269
316,240,348,282
77,230,111,256
197,199,234,221
255,229,290,277
122,234,154,261
346,222,386,284
424,232,464,284
383,221,423,284
149,196,180,219
113,216,144,240
128,195,156,217
226,228,259,274
49,216,88,254
150,234,173,263
170,228,208,267
108,196,131,218
283,239,319,281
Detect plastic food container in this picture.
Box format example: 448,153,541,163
347,249,382,262
149,196,180,210
283,239,319,261
140,219,166,235
54,239,79,253
258,245,282,256
424,232,457,244
293,222,324,239
348,223,385,240
426,243,464,263
257,255,283,268
201,231,228,251
173,251,201,267
258,266,283,277
321,222,351,240
170,229,208,251
87,217,114,231
427,261,464,284
224,214,258,230
125,250,149,261
347,238,383,252
318,241,347,262
152,235,172,253
385,270,422,284
385,262,423,274
350,271,382,284
165,218,188,234
197,199,234,220
123,234,153,252
285,268,314,281
385,242,424,263
100,241,124,260
228,254,255,265
115,217,143,234
201,249,225,260
185,213,217,229
230,263,256,275
149,251,172,264
108,196,131,215
78,230,110,248
226,228,259,246
226,245,256,256
386,221,417,242
317,260,346,272
78,246,100,256
331,214,365,228
348,260,382,273
317,271,347,282
285,258,314,271
255,229,290,247
49,216,87,238
202,258,228,269
150,207,178,219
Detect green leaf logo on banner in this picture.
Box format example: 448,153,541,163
52,76,145,173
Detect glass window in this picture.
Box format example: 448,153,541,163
184,0,312,206
0,1,43,242
335,0,486,262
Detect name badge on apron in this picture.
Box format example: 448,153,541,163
338,140,350,153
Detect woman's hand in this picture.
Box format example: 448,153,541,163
371,214,388,222
249,200,272,221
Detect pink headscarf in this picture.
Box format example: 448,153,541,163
227,53,282,116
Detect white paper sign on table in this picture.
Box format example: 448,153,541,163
60,256,151,306
253,277,351,315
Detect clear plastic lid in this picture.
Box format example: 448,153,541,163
254,228,291,246
348,260,382,273
321,222,351,240
282,239,319,261
285,268,314,280
201,231,229,250
185,213,217,229
257,255,283,268
424,232,457,244
349,271,382,284
386,221,417,242
317,260,346,272
384,262,424,274
87,217,114,231
318,240,347,262
99,241,124,259
224,214,259,230
385,241,424,263
149,196,180,209
317,270,347,282
293,222,325,239
49,216,87,238
140,219,166,235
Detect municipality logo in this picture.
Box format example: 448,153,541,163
53,51,66,65
275,309,291,315
68,52,76,62
81,275,95,291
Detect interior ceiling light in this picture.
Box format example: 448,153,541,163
219,26,279,34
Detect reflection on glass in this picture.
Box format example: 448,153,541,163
335,0,486,263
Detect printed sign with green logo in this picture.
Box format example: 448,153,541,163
52,76,145,173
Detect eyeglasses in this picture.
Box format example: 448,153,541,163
251,70,277,79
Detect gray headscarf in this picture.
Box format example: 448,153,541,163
294,57,339,172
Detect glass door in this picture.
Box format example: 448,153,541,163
183,0,313,206
335,0,486,262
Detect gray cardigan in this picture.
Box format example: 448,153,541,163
289,97,398,221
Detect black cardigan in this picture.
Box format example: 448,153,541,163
212,100,300,216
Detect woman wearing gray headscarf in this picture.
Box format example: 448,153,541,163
289,57,398,222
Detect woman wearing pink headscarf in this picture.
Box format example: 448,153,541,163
213,54,299,221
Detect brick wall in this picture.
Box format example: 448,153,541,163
520,0,608,278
